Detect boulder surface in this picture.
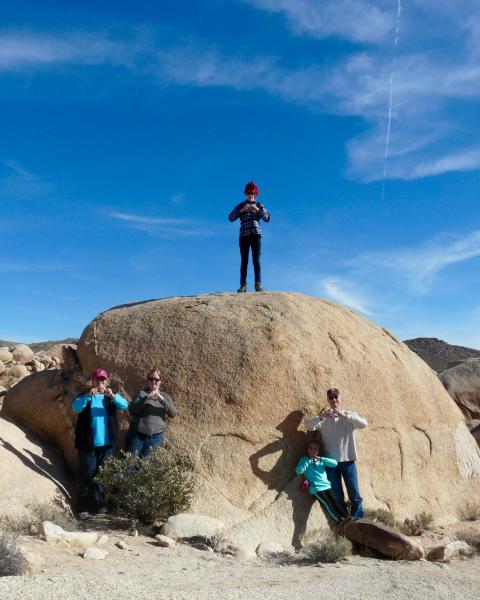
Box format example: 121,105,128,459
439,359,480,425
5,292,480,555
0,416,69,519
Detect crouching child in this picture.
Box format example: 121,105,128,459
295,439,349,524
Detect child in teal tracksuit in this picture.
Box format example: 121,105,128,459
296,439,349,523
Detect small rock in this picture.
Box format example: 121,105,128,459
83,547,108,560
97,535,109,546
116,541,128,550
256,541,284,558
160,513,225,541
40,521,98,548
6,364,29,381
129,529,138,537
427,540,474,562
155,534,176,548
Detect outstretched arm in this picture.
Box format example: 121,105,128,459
72,393,90,413
320,457,338,468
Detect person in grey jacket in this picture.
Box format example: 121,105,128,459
305,387,367,518
125,369,177,459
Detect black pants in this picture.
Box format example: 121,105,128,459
239,234,261,285
312,488,349,523
77,445,113,512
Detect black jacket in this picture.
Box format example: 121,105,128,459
74,398,120,451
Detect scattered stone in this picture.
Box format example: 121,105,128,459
40,521,98,548
83,548,108,560
256,541,284,558
116,541,128,550
11,344,34,365
129,529,138,537
160,514,225,541
97,534,109,546
426,540,474,561
155,534,176,548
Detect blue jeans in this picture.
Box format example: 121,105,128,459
325,461,364,519
127,430,165,459
77,445,114,512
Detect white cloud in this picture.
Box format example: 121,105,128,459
354,229,480,293
3,10,480,182
242,0,395,44
0,31,134,70
108,210,210,237
0,160,54,201
320,277,374,315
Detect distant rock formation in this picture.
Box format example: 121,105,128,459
404,337,480,372
0,342,76,397
4,293,480,555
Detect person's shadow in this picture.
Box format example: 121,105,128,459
249,410,317,549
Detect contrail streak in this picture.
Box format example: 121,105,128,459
382,0,402,200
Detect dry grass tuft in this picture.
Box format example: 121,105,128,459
458,501,480,522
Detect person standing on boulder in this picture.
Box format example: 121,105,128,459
72,368,128,518
305,388,367,519
126,369,177,459
228,181,270,293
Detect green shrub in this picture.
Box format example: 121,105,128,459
300,534,352,563
0,501,76,535
0,533,27,576
363,508,397,528
416,511,434,531
96,448,194,525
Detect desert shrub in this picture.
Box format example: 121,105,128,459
300,534,352,563
96,448,194,525
458,501,480,522
455,530,480,551
416,511,434,530
0,501,76,534
0,533,27,576
363,508,397,528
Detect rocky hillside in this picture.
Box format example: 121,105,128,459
404,337,480,372
0,338,78,353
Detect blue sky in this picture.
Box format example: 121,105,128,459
2,0,480,346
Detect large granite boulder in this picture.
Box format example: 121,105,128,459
4,293,480,555
0,416,69,518
439,359,480,425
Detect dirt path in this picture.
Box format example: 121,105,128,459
1,528,480,600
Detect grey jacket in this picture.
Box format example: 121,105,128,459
128,389,177,436
304,411,367,462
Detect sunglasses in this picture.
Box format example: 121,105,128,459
148,377,161,382
328,395,339,399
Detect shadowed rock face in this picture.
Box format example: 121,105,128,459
4,293,480,555
439,359,480,441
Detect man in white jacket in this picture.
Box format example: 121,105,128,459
305,387,367,518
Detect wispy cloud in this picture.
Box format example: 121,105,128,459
3,7,480,182
320,277,374,315
354,230,480,293
108,210,210,237
0,31,134,71
242,0,394,44
0,160,54,201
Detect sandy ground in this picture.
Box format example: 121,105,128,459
1,522,480,600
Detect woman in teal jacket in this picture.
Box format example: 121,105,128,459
296,439,349,523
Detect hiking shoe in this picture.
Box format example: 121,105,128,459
96,506,108,515
237,284,247,293
254,282,264,292
78,511,91,520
